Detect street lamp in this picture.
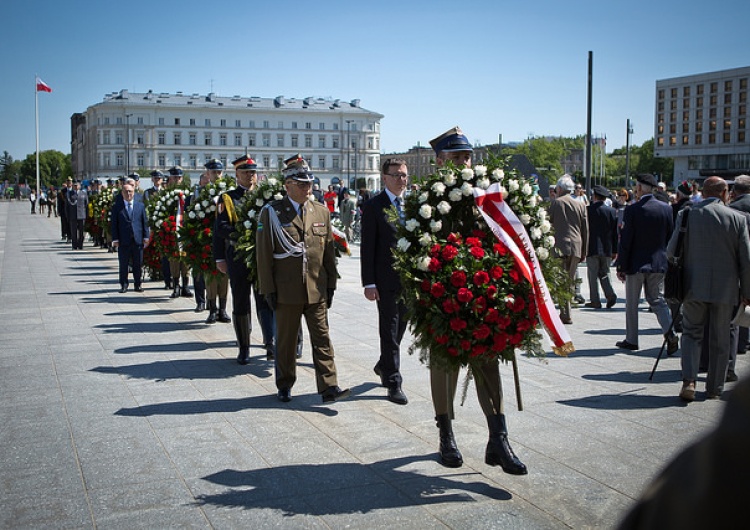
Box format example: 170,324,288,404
345,119,352,190
125,113,133,176
625,119,633,188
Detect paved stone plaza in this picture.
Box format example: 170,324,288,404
1,199,745,529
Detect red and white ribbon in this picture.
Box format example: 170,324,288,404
176,192,185,252
474,184,574,356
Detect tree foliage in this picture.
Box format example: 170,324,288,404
17,150,72,189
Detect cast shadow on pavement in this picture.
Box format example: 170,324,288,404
113,340,236,354
582,368,682,384
195,455,511,515
96,321,208,333
90,357,272,381
558,391,688,410
114,392,340,418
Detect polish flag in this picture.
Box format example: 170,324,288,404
36,77,52,93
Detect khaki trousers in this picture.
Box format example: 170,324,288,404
430,357,503,418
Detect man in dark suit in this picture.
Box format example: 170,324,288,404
585,185,618,309
668,176,750,401
111,181,150,293
616,173,678,353
66,180,88,250
360,158,409,405
256,155,349,404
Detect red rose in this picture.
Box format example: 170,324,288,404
485,285,498,299
473,271,490,286
492,333,508,352
460,339,471,351
498,315,511,329
430,244,442,257
517,319,532,332
442,299,460,314
473,296,487,312
203,218,211,225
441,245,458,261
509,269,520,282
169,215,175,222
457,288,473,303
421,279,431,292
200,263,209,270
448,347,459,357
201,252,209,259
435,335,449,345
203,228,211,236
490,266,504,279
447,233,461,244
510,333,523,345
430,282,446,298
450,317,467,331
450,271,466,287
493,243,508,256
512,297,526,312
471,344,488,357
428,258,442,272
485,308,500,323
473,324,491,340
470,246,485,259
465,237,481,247
471,229,486,239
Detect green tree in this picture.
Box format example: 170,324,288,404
633,138,673,181
18,150,72,189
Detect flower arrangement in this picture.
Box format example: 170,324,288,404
391,153,571,374
178,177,236,282
233,176,286,282
146,185,191,260
90,186,116,241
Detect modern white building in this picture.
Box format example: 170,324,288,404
654,66,749,183
70,90,384,189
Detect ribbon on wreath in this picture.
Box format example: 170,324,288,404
474,183,574,356
175,191,185,255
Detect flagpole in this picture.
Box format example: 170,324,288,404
35,75,40,212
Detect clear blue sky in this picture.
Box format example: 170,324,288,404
2,0,749,162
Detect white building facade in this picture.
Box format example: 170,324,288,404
71,90,384,189
654,66,749,183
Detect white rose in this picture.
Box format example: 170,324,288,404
431,182,446,196
209,188,216,196
268,178,277,186
540,220,551,233
188,211,196,219
273,193,283,200
508,179,519,192
520,213,531,225
474,165,487,177
436,201,451,215
194,203,201,211
536,247,549,260
263,190,272,200
247,209,256,219
530,227,542,240
527,195,538,207
492,169,505,180
419,233,432,247
546,235,556,247
461,182,473,196
461,168,474,181
156,220,163,228
198,211,205,219
522,183,532,196
405,218,420,232
449,189,463,202
256,199,265,207
419,204,433,219
202,200,209,208
477,178,490,190
396,238,411,252
537,208,548,220
418,192,429,204
219,181,226,189
443,172,457,186
243,220,252,229
417,256,432,271
429,219,442,233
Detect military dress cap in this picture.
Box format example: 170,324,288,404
204,158,224,170
167,166,184,177
429,126,474,154
636,173,658,187
282,154,314,182
592,185,610,198
232,155,257,171
66,176,73,182
150,170,165,179
677,180,691,195
106,178,114,185
128,172,140,181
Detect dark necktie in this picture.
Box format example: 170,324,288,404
394,196,404,223
127,201,132,216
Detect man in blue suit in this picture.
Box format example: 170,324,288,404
615,173,679,353
111,181,150,293
360,158,409,405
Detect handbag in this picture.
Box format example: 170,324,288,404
664,208,690,304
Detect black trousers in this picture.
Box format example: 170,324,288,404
69,218,85,249
118,242,143,287
375,288,408,388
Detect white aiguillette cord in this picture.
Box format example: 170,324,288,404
265,204,307,281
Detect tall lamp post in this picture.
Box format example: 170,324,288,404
125,113,133,176
345,120,352,190
625,119,633,188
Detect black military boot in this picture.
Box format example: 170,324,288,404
170,280,181,299
180,276,193,297
217,298,231,323
435,414,463,468
485,414,527,475
205,301,217,324
234,313,251,365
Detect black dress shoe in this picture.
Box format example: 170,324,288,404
584,302,602,309
321,386,351,403
574,295,585,304
217,311,231,323
134,286,144,293
666,333,679,356
118,286,127,293
277,388,292,402
726,369,739,382
388,387,408,405
616,340,639,351
606,296,617,308
195,302,205,312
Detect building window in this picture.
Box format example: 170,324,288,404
741,79,748,90
137,154,145,166
103,154,110,167
116,154,123,167
234,134,242,146
278,121,283,129
204,154,211,165
657,125,664,135
262,133,270,147
669,124,676,134
725,80,733,92
694,134,702,145
739,131,746,142
204,133,212,146
174,132,181,145
104,117,110,125
332,156,339,168
682,135,689,145
740,105,747,116
174,155,182,166
682,123,689,133
318,136,326,148
709,133,716,144
277,134,284,147
670,112,676,122
710,108,717,119
670,88,677,98
658,89,665,99
248,120,255,128
725,93,732,105
682,111,690,122
219,133,227,146
189,133,197,145
670,100,677,110
220,156,228,168
683,98,690,109
669,136,676,146
711,82,718,93
333,123,339,131
725,107,732,118
291,135,299,148
696,96,703,108
683,86,690,97
235,119,241,127
696,122,703,133
277,157,284,169
248,134,256,147
175,118,181,126
190,119,196,126
305,122,312,129
332,137,340,148
697,84,704,95
723,132,731,143
724,120,732,130
709,121,717,131
292,122,298,129
367,137,374,150
158,132,166,145
696,109,703,120
739,118,746,130
263,120,270,128
189,155,197,168
102,131,110,145
263,155,270,167
158,154,166,166
159,118,165,125
116,132,123,144
205,119,211,127
710,95,718,106
304,135,312,148
318,157,326,169
319,122,325,130
740,92,747,103
220,119,226,127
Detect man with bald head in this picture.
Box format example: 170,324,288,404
669,176,750,401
